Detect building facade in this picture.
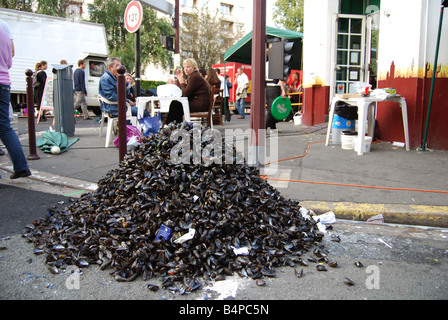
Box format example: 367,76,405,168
302,0,448,150
145,0,252,81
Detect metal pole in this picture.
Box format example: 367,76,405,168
135,29,142,97
249,0,267,168
175,0,180,54
117,65,127,162
25,70,40,160
422,4,445,151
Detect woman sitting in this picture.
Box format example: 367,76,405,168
205,68,221,90
166,58,211,124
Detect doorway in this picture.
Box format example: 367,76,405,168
334,14,366,94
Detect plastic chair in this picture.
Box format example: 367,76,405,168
98,95,137,148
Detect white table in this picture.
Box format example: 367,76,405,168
326,95,410,155
136,96,190,130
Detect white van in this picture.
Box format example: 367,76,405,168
83,55,108,116
1,8,109,113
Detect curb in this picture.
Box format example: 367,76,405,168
0,161,97,193
2,160,447,228
301,201,448,228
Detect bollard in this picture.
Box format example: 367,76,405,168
25,70,40,160
117,65,127,162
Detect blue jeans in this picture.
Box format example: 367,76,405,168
235,98,246,118
0,84,29,172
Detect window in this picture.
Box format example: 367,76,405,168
89,61,106,78
220,3,233,15
221,21,234,32
339,0,380,15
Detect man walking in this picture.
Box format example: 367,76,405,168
73,59,91,120
234,67,249,119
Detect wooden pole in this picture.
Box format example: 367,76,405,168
117,65,127,162
25,69,40,160
249,0,266,168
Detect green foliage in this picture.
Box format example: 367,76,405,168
141,80,167,91
34,0,67,17
0,0,33,11
87,0,173,73
273,0,304,32
2,0,174,75
181,6,242,69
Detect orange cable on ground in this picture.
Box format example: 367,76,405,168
261,140,448,195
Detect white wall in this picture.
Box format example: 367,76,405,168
302,0,338,88
378,0,448,80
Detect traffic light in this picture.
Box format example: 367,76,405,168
160,35,175,51
268,39,295,81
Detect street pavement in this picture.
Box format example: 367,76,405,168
0,112,447,302
2,112,448,227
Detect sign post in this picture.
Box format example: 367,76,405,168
124,1,143,33
125,0,178,96
125,1,143,96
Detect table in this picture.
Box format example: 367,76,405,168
326,95,410,155
136,96,190,130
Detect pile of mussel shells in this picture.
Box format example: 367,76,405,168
23,123,326,291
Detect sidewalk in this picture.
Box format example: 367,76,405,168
1,115,447,228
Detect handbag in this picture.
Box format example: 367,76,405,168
113,125,143,148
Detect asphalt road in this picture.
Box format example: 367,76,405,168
0,178,447,307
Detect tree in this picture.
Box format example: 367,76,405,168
0,0,33,11
181,6,242,69
272,0,304,32
88,0,173,73
33,0,67,17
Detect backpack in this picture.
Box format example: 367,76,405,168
32,70,41,88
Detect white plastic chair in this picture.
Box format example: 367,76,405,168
98,95,137,148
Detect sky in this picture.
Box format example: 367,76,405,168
246,0,277,29
266,0,276,27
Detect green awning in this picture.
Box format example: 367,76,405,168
224,26,304,65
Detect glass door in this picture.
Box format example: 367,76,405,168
335,14,366,94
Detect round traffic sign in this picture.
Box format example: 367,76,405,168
124,1,143,33
271,96,292,121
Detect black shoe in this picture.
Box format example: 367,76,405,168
0,148,5,156
10,169,32,180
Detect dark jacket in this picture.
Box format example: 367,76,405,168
99,70,130,116
34,70,47,105
74,68,87,94
176,70,211,113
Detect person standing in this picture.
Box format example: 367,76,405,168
34,60,47,120
0,23,31,179
234,67,249,119
216,69,231,122
265,79,287,131
73,59,91,120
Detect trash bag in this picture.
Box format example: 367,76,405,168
335,102,358,120
113,125,143,148
138,113,162,137
36,129,79,154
